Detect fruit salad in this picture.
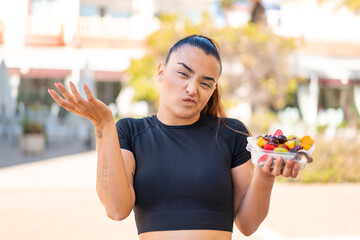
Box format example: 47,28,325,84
246,129,315,169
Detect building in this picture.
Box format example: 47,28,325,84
0,0,218,111
276,0,360,131
0,0,219,145
0,0,159,110
228,0,360,132
0,0,160,144
1,0,359,142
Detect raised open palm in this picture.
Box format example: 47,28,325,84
48,81,113,127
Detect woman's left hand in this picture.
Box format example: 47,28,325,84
259,156,299,178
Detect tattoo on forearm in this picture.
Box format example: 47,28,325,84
96,130,102,139
102,165,107,190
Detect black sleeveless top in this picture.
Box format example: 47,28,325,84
116,115,250,234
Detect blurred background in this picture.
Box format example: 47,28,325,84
1,0,360,239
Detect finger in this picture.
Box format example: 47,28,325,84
69,81,87,106
83,83,96,102
272,157,283,176
48,89,75,111
282,159,293,177
54,82,75,104
291,161,300,178
49,88,97,122
262,156,274,173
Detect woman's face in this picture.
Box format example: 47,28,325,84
157,44,221,124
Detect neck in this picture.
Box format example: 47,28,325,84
157,108,200,126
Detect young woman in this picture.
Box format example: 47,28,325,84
48,35,300,240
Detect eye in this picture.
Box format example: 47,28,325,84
177,71,189,78
200,82,212,89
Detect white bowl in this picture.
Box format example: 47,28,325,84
246,137,316,170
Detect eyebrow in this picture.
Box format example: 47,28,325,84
177,62,216,83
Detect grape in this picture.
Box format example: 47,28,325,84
278,135,287,144
269,136,279,144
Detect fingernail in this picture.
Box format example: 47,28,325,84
83,83,86,88
48,89,52,94
69,81,73,86
55,82,58,86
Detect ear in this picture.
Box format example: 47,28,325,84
157,63,165,83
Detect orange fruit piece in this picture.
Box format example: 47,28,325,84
284,140,295,149
257,137,267,147
301,144,311,150
301,136,314,146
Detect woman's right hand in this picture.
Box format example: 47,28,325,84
48,81,113,128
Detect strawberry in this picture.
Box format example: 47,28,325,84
264,143,277,151
258,154,269,163
273,129,283,137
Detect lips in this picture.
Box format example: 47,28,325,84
183,97,196,104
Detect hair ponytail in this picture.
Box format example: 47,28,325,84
201,84,226,118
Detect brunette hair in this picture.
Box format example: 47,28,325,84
165,35,226,118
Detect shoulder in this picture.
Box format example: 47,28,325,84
116,115,156,126
201,115,250,136
221,117,250,135
116,115,156,135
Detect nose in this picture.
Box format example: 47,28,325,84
185,78,197,97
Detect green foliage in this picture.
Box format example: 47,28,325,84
22,116,45,134
316,124,328,134
278,136,360,183
126,56,159,102
248,110,277,135
220,0,237,10
217,22,297,111
126,12,219,105
148,12,218,60
126,12,298,112
147,13,180,58
21,103,46,134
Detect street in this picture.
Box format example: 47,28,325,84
1,150,359,240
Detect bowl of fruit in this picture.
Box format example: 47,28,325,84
246,129,315,170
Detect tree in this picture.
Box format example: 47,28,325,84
217,23,297,111
126,56,158,103
124,12,219,112
250,0,266,24
125,12,298,113
344,0,360,13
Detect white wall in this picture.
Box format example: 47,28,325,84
278,0,360,42
57,0,80,43
0,0,28,48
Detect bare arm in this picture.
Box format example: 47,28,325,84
232,157,300,236
95,123,136,220
49,82,135,220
